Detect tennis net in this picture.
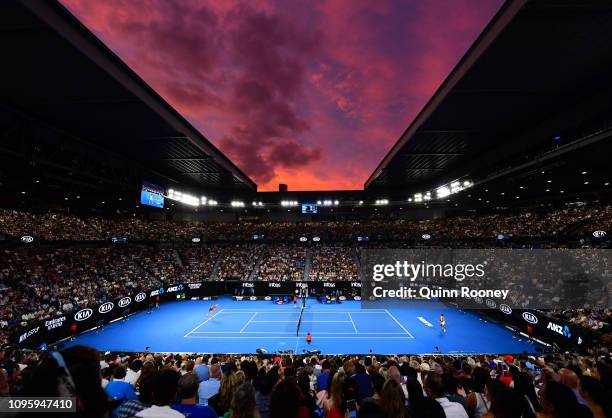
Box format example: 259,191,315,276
296,298,306,336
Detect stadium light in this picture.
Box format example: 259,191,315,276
375,199,389,205
167,189,199,206
436,186,451,199
231,201,245,207
281,200,299,207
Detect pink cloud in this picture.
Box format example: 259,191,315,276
61,0,502,190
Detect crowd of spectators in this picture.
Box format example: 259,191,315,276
256,245,306,281
310,247,358,281
0,209,99,240
137,248,183,285
0,247,161,347
1,205,610,242
179,247,223,282
1,346,611,418
216,245,263,281
488,207,600,237
553,309,612,332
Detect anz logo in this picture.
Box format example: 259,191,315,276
522,312,538,324
74,308,93,322
98,302,114,314
118,297,131,308
135,293,146,303
547,322,572,338
150,288,164,297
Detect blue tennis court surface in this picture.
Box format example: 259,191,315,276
66,296,539,354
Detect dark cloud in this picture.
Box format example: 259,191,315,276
268,140,322,168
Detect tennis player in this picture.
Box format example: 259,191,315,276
439,313,446,333
207,303,220,316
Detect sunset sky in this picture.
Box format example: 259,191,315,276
61,0,502,191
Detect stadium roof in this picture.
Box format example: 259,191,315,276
0,0,256,193
365,0,612,193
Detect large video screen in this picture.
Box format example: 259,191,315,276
140,182,164,209
302,203,318,214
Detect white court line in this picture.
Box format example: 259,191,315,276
347,312,358,334
185,335,415,339
417,316,433,327
190,331,407,335
219,310,389,313
250,320,352,323
385,310,414,338
184,309,225,337
239,312,258,333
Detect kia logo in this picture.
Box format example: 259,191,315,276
485,299,496,308
474,296,483,304
20,235,34,243
135,293,146,302
522,312,538,324
500,304,512,315
422,234,431,240
118,297,131,308
192,237,201,243
98,302,114,314
74,308,93,321
593,230,607,238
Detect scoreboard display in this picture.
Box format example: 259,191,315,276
302,203,318,214
140,181,165,209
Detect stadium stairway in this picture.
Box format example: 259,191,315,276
303,249,312,280
173,249,183,268
208,247,225,280
248,248,266,280
560,218,591,237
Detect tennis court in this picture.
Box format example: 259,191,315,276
66,296,539,354
184,307,414,353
